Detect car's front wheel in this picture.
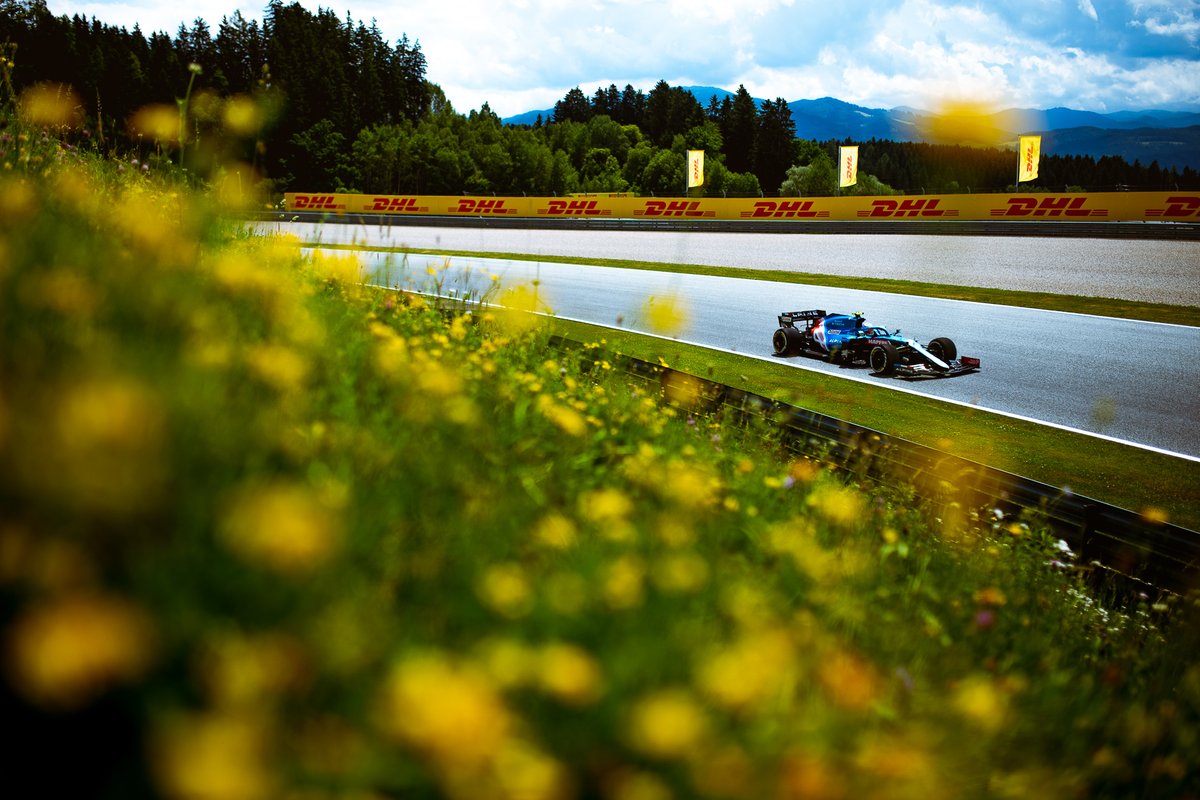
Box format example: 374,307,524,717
869,341,898,375
927,337,957,362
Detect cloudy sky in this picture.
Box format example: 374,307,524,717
49,0,1200,117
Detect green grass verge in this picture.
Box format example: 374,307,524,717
311,244,1200,328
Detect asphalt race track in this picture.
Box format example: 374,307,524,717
251,220,1200,460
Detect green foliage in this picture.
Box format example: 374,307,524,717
781,149,838,196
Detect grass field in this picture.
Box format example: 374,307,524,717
2,118,1199,799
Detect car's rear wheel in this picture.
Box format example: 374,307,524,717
927,337,957,362
773,327,802,356
869,341,898,375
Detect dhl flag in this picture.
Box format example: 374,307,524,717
839,145,859,188
1018,135,1041,182
687,150,704,188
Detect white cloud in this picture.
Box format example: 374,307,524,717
46,0,1200,115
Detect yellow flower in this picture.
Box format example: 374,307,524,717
376,653,511,768
219,482,342,574
222,95,263,137
243,344,310,393
953,674,1009,732
536,642,604,706
493,283,548,335
19,82,83,127
580,487,630,521
533,513,578,550
818,648,880,712
603,556,646,611
806,483,866,528
151,711,275,800
652,552,710,594
129,103,181,142
477,562,534,619
6,592,156,709
537,395,588,437
641,294,690,337
696,628,794,712
626,688,709,759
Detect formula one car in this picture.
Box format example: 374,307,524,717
772,309,980,378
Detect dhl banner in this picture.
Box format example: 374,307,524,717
285,192,1200,223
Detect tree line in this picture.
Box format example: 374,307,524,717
2,0,1196,195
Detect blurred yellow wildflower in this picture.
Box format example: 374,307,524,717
533,513,578,550
18,82,82,127
953,674,1009,732
129,103,181,143
580,488,635,541
223,95,264,137
917,99,1008,147
24,377,168,516
626,688,710,760
610,770,673,800
818,648,880,712
476,637,537,689
494,283,549,335
652,552,710,594
641,294,690,337
478,562,535,619
194,631,308,710
537,395,588,437
603,555,646,610
376,652,511,769
151,711,276,800
696,628,794,712
536,642,604,706
489,739,573,800
243,344,310,393
307,249,363,286
5,592,156,709
806,483,866,528
973,586,1007,607
219,482,342,574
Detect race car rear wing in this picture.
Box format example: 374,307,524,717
778,310,826,327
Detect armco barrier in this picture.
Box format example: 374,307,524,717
549,336,1200,597
285,191,1200,224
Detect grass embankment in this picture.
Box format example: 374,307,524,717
312,244,1200,531
3,148,1199,798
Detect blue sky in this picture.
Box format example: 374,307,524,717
50,0,1200,117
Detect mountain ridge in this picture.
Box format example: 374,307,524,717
502,87,1200,170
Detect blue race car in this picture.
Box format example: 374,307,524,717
772,309,980,378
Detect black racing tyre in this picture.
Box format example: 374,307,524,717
869,341,898,375
927,337,957,362
772,327,802,356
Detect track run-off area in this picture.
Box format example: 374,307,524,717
251,218,1200,461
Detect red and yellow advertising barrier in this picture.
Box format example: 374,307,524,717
284,192,1200,223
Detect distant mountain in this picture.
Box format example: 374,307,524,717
501,88,1200,170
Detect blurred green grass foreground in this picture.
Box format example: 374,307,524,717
1,103,1199,800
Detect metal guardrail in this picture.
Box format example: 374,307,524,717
551,336,1200,597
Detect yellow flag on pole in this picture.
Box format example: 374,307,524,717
687,150,704,188
1018,135,1041,182
839,145,859,188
